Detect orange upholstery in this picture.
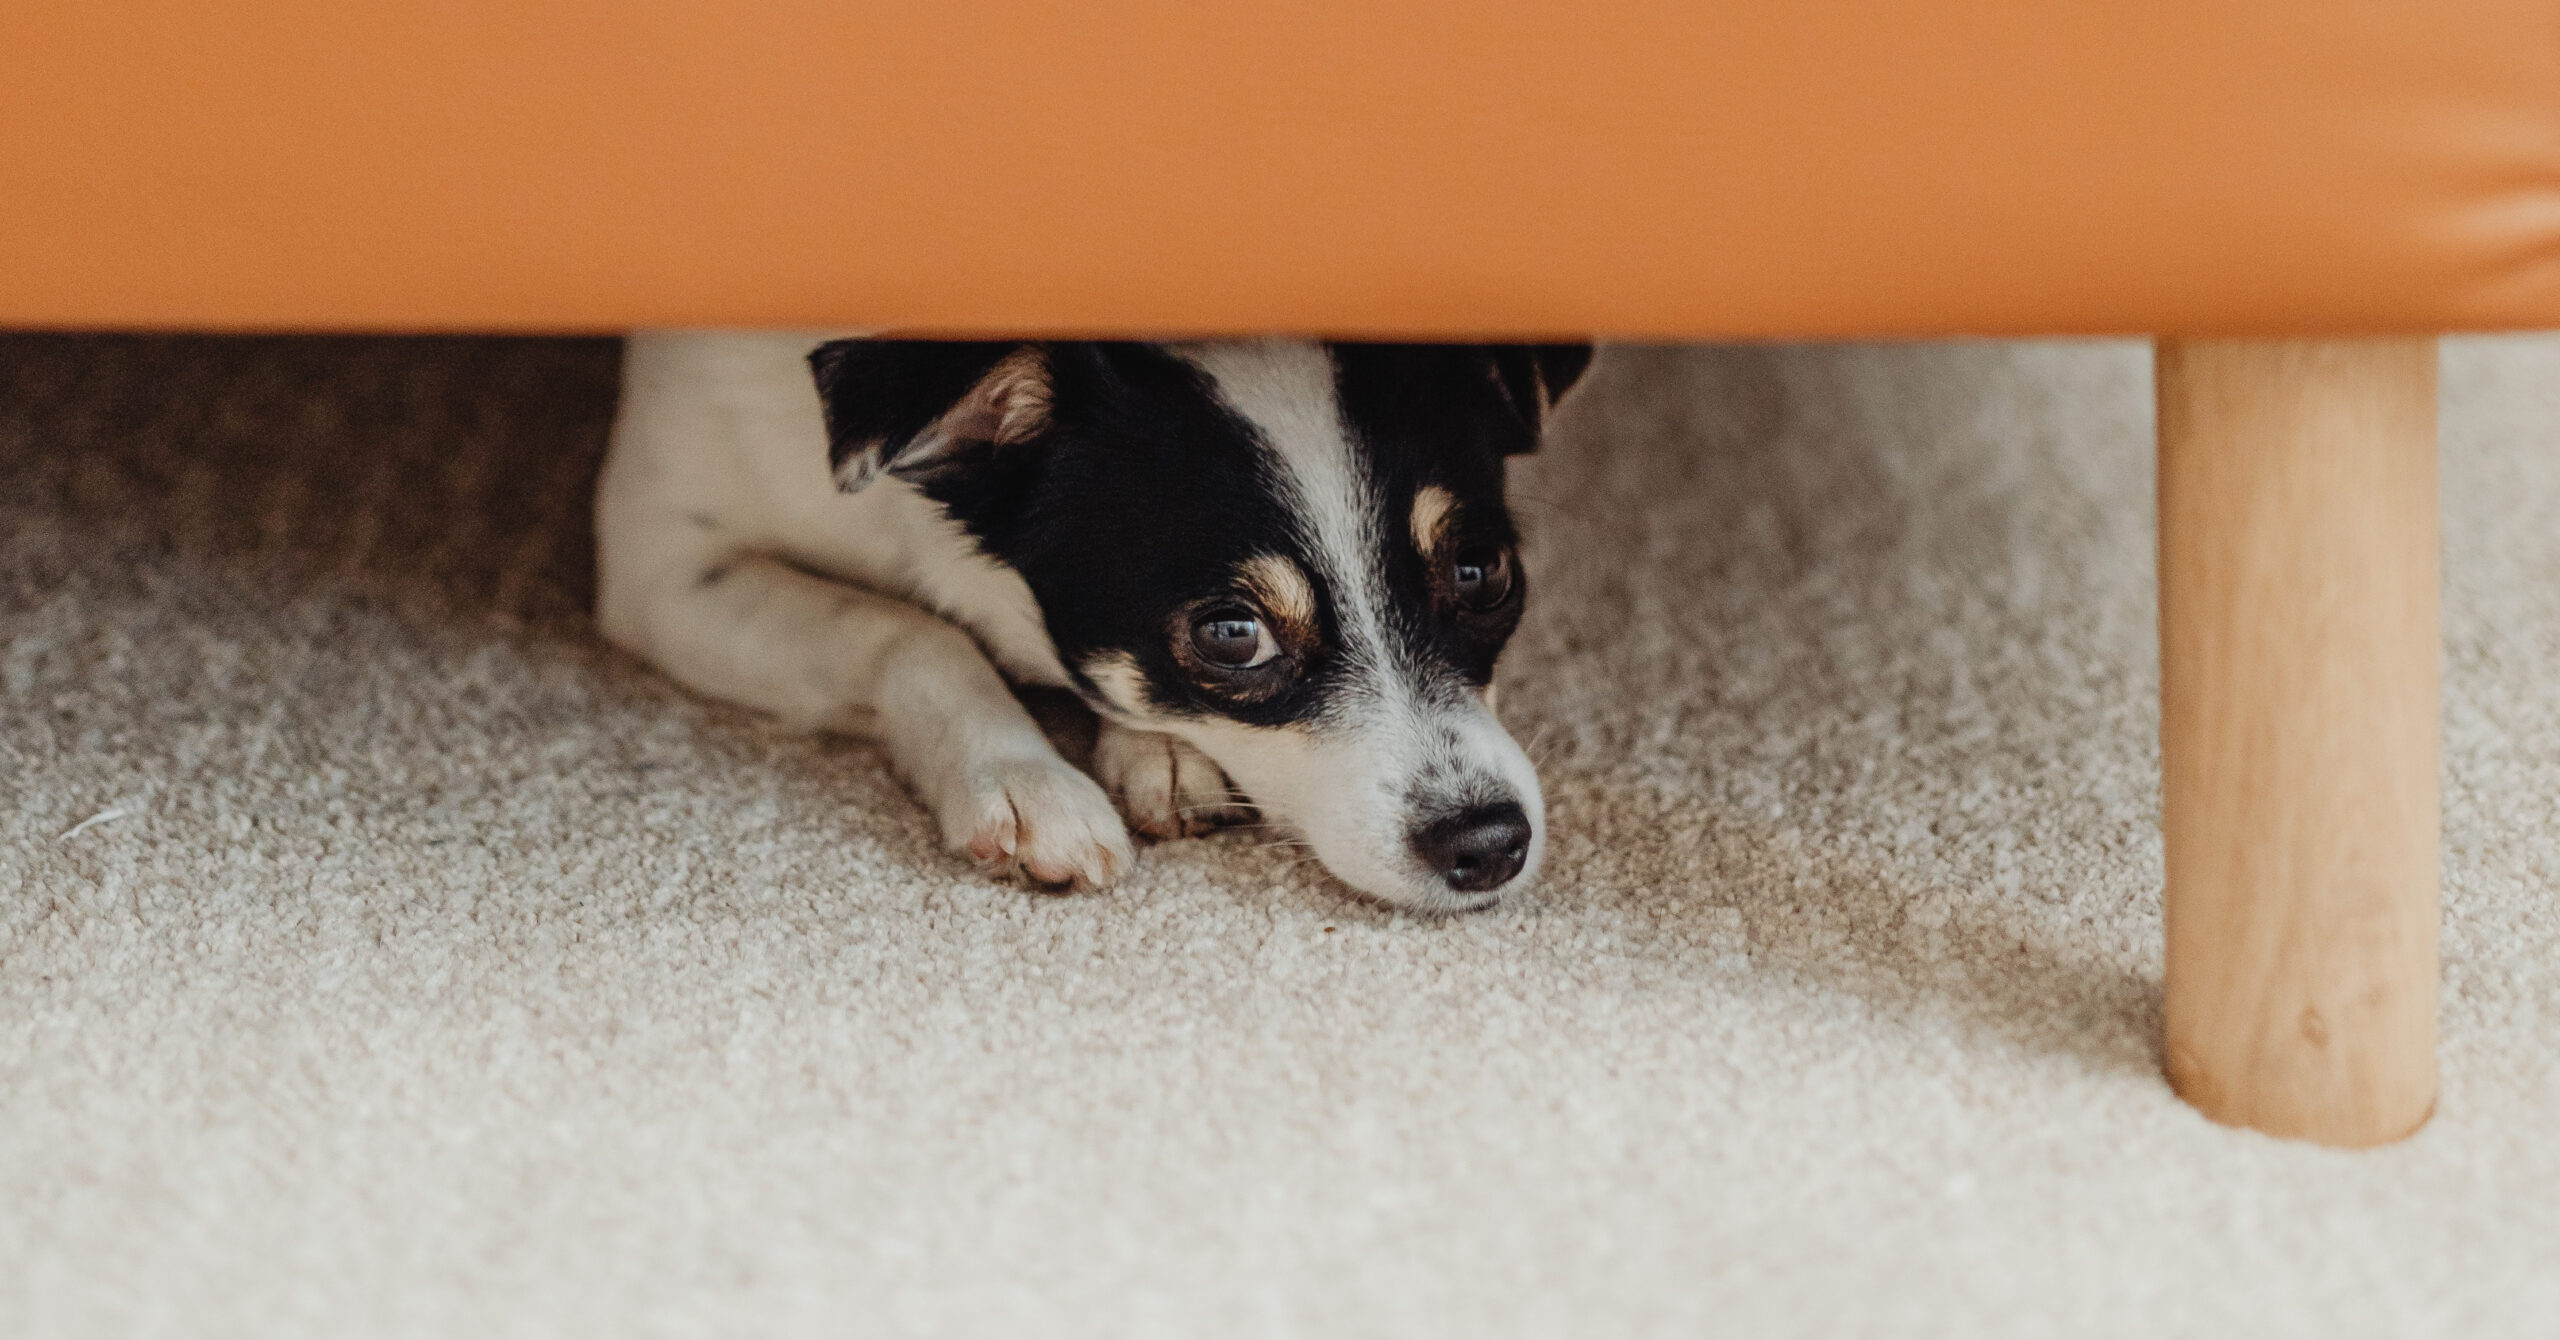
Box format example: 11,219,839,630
6,1,2557,337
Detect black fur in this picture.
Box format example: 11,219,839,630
804,339,1588,733
807,340,1022,480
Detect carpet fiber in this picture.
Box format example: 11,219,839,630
4,333,2558,1337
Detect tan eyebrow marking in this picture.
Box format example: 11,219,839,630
1238,553,1319,644
1410,485,1457,555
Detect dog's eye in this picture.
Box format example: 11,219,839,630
1451,546,1515,611
1190,610,1278,669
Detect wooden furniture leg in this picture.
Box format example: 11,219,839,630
2155,337,2440,1146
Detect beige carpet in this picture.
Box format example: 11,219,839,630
4,333,2558,1337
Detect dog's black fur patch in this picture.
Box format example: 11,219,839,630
807,340,1587,733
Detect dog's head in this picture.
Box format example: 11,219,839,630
809,338,1588,911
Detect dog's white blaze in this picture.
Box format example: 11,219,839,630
1171,341,1543,907
1176,341,1392,696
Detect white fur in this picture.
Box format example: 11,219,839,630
599,331,1127,889
598,331,1542,909
1156,342,1545,910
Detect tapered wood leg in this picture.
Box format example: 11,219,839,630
2156,337,2440,1147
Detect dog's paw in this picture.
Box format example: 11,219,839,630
936,754,1135,892
1093,722,1251,840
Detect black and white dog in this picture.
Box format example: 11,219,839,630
597,334,1588,911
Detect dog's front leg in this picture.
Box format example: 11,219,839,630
603,552,1133,889
1092,721,1253,839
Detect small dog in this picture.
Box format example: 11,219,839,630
597,334,1588,911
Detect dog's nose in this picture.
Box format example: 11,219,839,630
1410,801,1532,893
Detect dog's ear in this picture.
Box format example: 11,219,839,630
808,340,1053,492
1485,344,1593,452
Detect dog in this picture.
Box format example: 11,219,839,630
597,334,1588,911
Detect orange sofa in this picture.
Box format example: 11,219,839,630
10,1,2559,1146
